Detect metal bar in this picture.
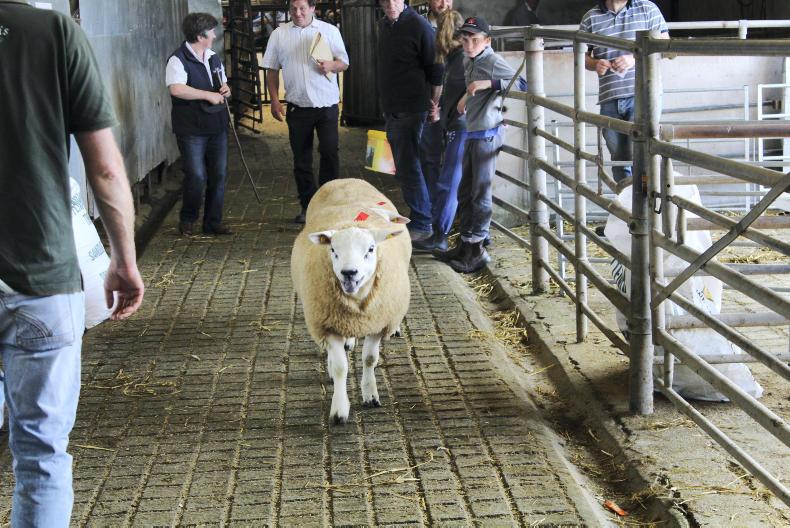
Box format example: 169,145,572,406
494,170,531,192
655,329,790,448
493,196,530,221
655,353,790,365
535,159,632,223
578,302,629,354
574,39,588,343
526,35,550,293
669,195,790,255
541,258,576,301
647,37,790,57
509,92,636,136
650,140,785,187
654,380,790,508
653,232,790,319
490,20,790,33
686,215,790,232
536,127,575,156
653,171,790,308
667,312,790,329
663,264,790,276
491,220,531,251
537,225,631,315
630,31,655,415
660,121,790,140
503,118,528,129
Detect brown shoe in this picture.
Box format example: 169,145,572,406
179,221,194,236
204,224,233,235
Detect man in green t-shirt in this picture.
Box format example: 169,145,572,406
0,1,144,524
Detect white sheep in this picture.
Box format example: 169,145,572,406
290,178,412,424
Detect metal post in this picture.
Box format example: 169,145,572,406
645,31,670,392
553,121,566,283
573,41,589,341
738,19,748,40
526,31,550,293
629,31,654,414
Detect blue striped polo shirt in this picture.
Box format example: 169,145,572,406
579,0,668,104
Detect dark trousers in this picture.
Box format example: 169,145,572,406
458,129,504,243
385,111,432,234
177,131,228,230
286,103,340,209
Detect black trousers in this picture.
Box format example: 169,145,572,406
285,103,340,209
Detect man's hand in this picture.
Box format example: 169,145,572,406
316,60,335,75
429,100,440,123
457,94,467,115
595,59,612,76
467,80,492,97
271,98,284,121
219,83,231,98
611,54,635,73
207,91,224,105
104,262,145,320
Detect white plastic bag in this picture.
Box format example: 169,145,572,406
605,184,762,401
70,178,112,329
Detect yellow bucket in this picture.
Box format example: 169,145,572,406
365,130,396,175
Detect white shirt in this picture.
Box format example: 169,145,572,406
262,18,349,108
165,43,227,88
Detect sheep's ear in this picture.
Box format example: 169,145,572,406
308,230,335,245
370,228,404,243
370,207,410,224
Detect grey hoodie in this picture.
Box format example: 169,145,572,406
464,46,527,133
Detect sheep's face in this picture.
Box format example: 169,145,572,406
309,227,404,296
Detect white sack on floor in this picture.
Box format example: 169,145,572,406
605,184,762,401
70,178,113,329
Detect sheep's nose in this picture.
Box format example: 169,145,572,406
341,269,358,279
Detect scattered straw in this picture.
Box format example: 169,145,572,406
72,444,114,452
154,271,175,289
323,451,435,492
85,369,179,397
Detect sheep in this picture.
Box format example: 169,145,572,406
290,178,412,424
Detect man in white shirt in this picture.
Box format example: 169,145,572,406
165,13,233,236
263,0,349,223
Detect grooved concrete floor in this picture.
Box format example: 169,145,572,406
0,124,599,526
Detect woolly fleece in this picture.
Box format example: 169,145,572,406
290,178,412,346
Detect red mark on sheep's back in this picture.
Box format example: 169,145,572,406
377,201,386,206
354,212,369,222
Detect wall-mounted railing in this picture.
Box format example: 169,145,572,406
489,25,790,507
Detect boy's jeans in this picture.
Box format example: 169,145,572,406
385,111,433,234
0,291,84,527
599,96,635,183
458,129,504,243
427,127,467,236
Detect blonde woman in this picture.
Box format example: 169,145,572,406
428,9,467,254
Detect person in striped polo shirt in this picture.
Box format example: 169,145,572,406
580,0,668,183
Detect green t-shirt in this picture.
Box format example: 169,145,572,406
0,0,117,295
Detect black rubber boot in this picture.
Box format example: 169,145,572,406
433,239,464,262
448,241,491,274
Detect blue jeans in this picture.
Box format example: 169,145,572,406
177,131,228,230
427,127,467,236
385,112,432,234
0,291,84,527
600,97,634,183
458,129,504,243
419,119,443,220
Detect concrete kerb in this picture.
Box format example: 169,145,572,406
479,260,691,527
430,261,613,527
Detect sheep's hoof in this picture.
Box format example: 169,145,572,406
331,413,349,425
362,398,381,408
393,328,402,338
344,338,356,352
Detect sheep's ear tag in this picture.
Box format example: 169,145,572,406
354,211,369,222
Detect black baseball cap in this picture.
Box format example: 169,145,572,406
460,16,490,35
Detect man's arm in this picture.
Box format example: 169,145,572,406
266,69,284,121
74,128,144,320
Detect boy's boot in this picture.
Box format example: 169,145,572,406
433,238,465,262
448,241,490,274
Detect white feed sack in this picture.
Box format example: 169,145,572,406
605,183,762,402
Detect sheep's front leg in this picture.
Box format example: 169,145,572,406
326,335,350,424
361,333,382,407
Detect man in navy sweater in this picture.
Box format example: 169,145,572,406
377,0,444,249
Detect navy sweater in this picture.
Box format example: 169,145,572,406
377,7,444,114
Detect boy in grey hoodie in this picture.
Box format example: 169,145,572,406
435,16,527,273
